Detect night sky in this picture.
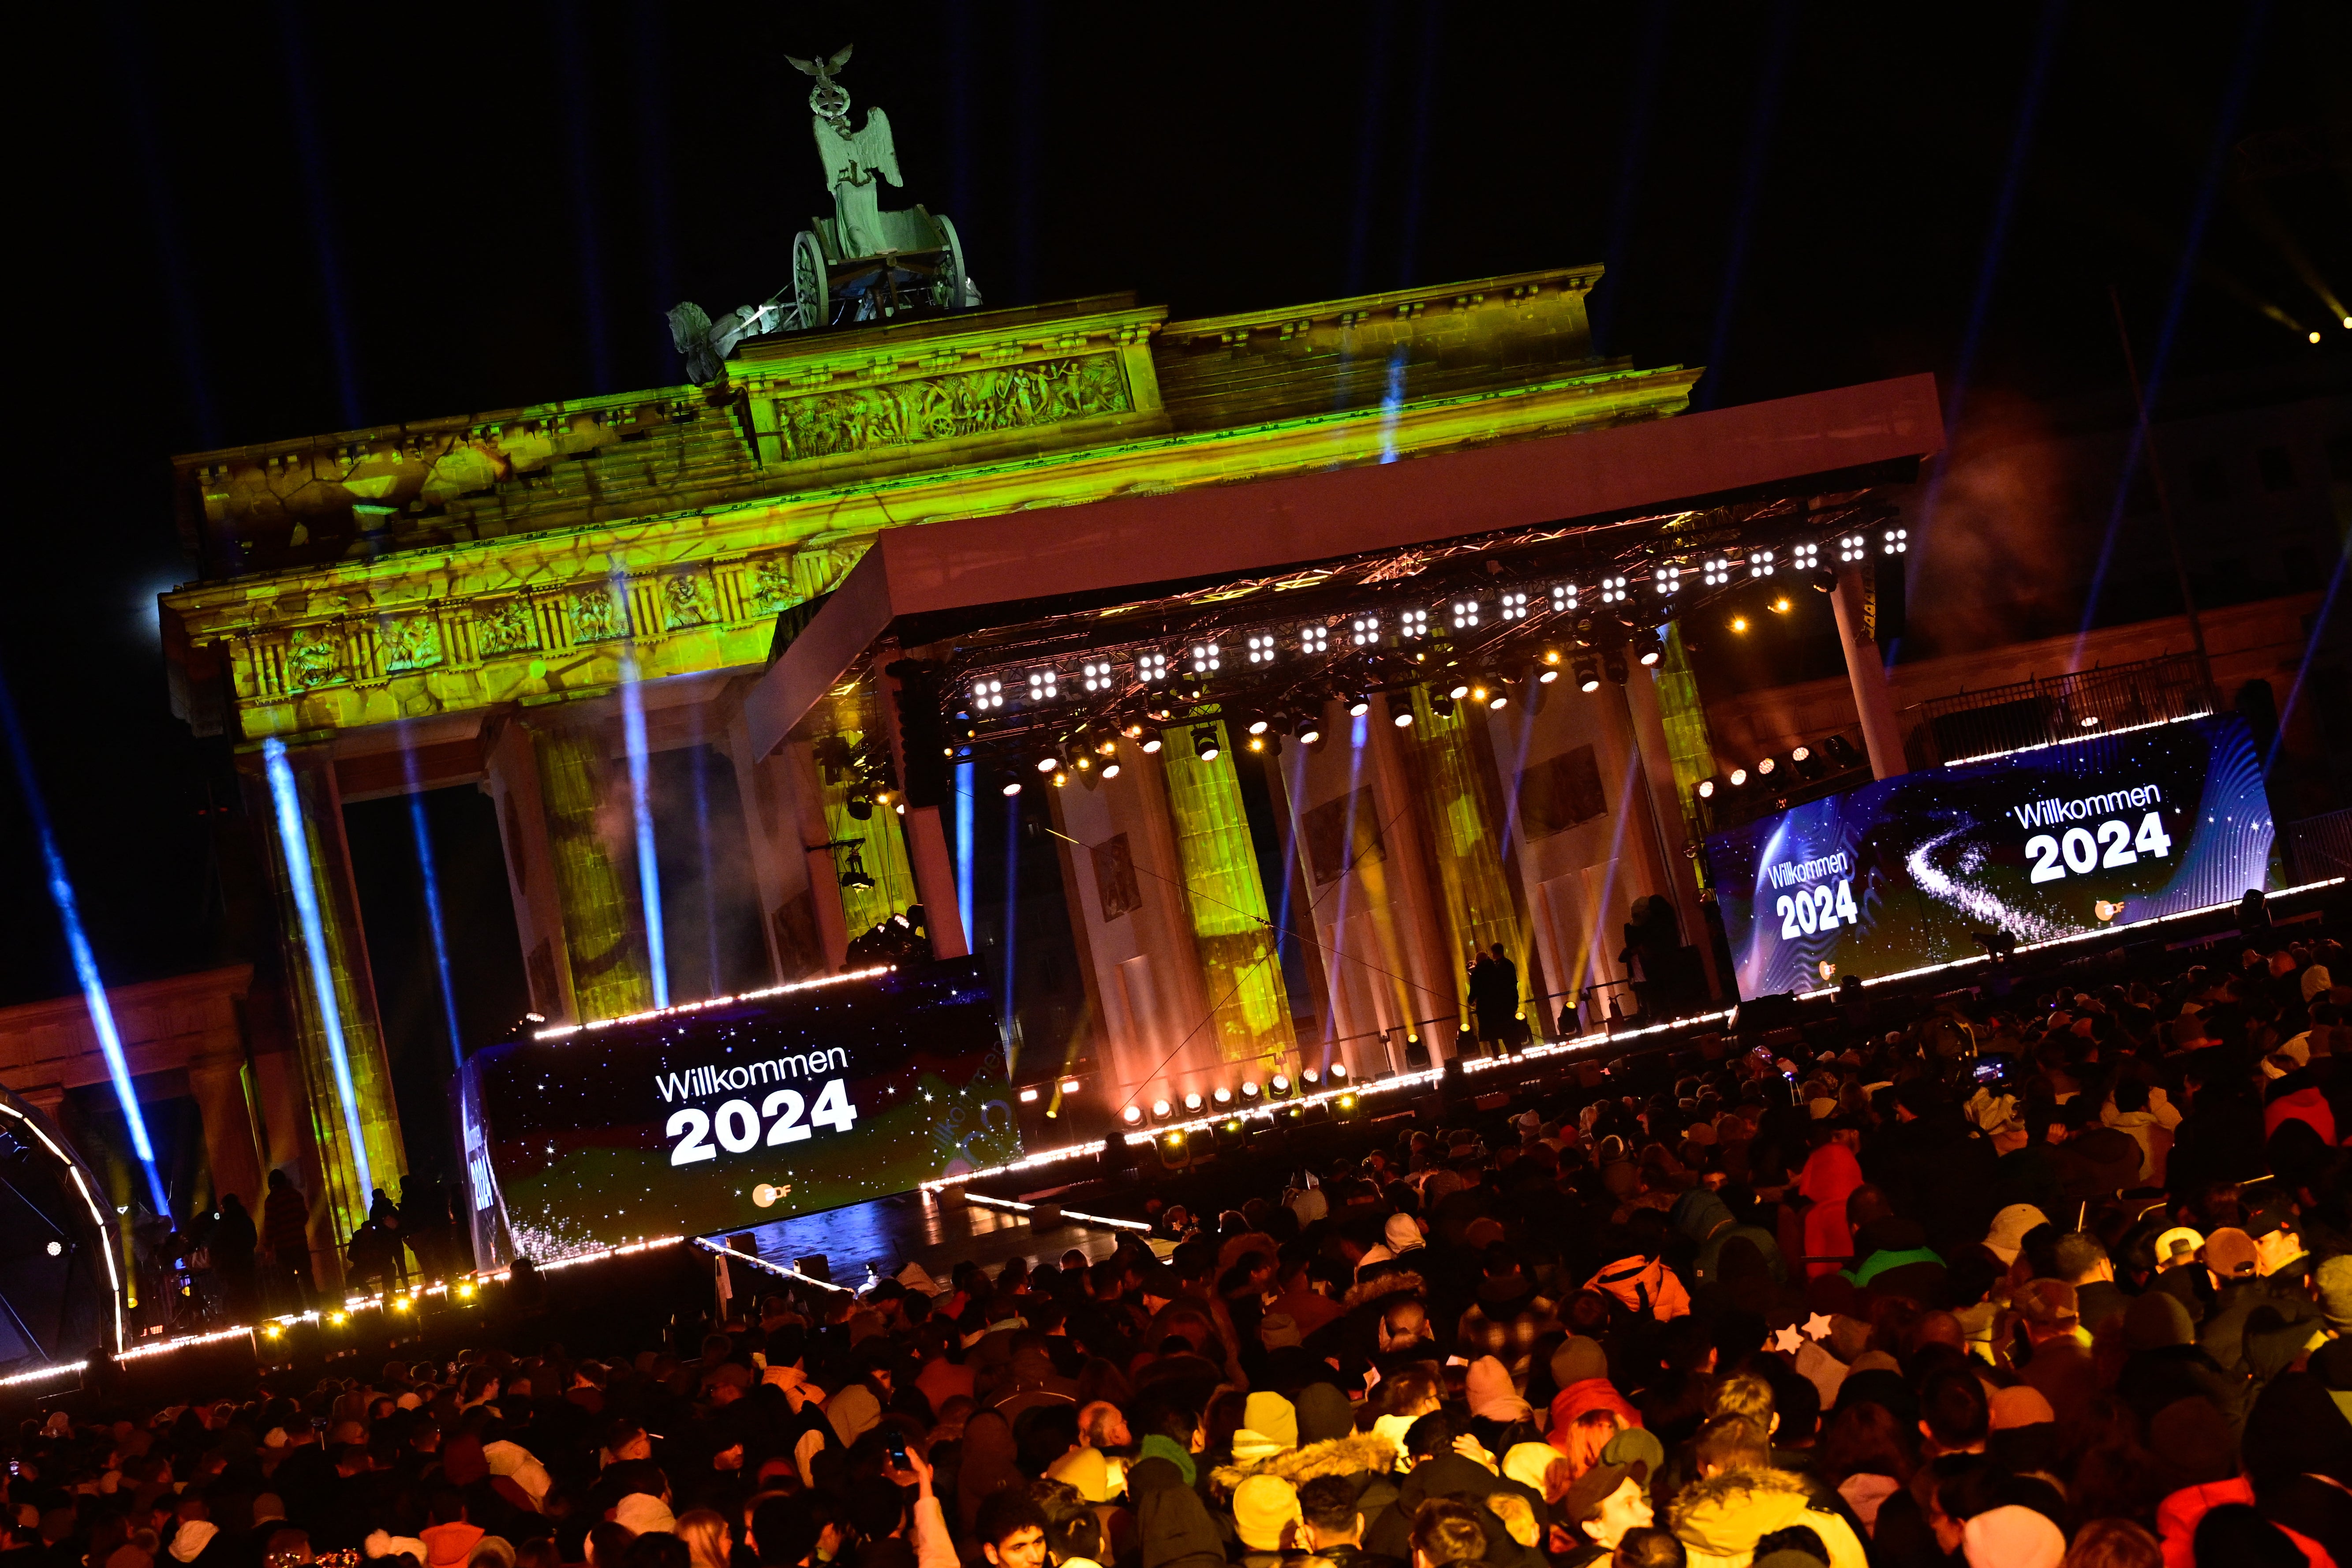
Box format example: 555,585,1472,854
4,0,2345,1014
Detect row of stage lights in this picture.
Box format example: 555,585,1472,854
992,650,1645,795
1693,734,1867,800
1115,1062,1350,1123
964,530,1908,721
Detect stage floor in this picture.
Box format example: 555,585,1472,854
732,1188,1143,1289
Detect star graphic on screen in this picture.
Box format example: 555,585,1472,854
1772,1326,1802,1355
1805,1313,1834,1340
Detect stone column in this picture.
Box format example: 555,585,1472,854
1831,567,1907,780
1363,696,1464,1060
243,747,406,1251
482,716,575,1019
719,701,823,981
902,808,971,960
527,715,656,1021
1051,745,1215,1109
782,741,852,970
1622,668,1726,1002
186,1048,265,1212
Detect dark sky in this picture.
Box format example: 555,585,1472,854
4,0,2345,1008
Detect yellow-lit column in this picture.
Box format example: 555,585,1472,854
527,716,656,1021
1622,665,1725,1002
245,748,406,1249
1157,719,1295,1068
186,1048,265,1212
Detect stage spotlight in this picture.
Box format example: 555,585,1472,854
1574,656,1600,692
1728,766,1749,787
1295,714,1324,745
1268,1073,1291,1098
1429,690,1455,717
1191,726,1220,761
1102,758,1122,779
1240,1080,1260,1100
1123,1104,1144,1125
1183,1092,1203,1113
1793,745,1826,781
1212,1086,1232,1106
1140,729,1163,753
1632,630,1663,667
1756,756,1777,777
1001,777,1023,797
1300,1067,1321,1087
1393,707,1414,727
1327,1062,1347,1080
1604,650,1630,685
1036,752,1060,773
1824,734,1862,769
1447,674,1473,700
1770,595,1792,614
1151,1098,1172,1121
1696,778,1717,800
1729,615,1750,633
1538,663,1559,684
2311,331,2323,344
1018,1087,1040,1103
1486,686,1508,710
1247,714,1272,735
846,794,873,820
1809,568,1837,593
1347,692,1372,716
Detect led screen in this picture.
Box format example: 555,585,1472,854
1705,714,2276,1001
460,958,1021,1266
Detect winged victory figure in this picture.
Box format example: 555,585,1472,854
788,44,903,258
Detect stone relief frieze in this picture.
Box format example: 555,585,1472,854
773,354,1129,460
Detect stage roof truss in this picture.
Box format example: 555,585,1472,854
927,492,1898,764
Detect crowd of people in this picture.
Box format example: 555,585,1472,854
8,923,2352,1568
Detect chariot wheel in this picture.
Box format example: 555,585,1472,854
788,230,830,331
934,213,970,310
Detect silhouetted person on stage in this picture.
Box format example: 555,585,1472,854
1471,942,1520,1052
262,1167,313,1309
213,1191,258,1318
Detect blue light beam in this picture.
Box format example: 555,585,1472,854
397,734,466,1071
617,648,671,1010
262,737,372,1201
955,761,976,952
0,668,171,1218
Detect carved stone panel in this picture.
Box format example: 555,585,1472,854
773,354,1130,461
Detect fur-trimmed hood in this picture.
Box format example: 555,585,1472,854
1341,1270,1425,1311
1212,1431,1398,1491
1668,1467,1865,1568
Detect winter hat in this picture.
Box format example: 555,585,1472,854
1231,1475,1301,1552
1961,1506,2064,1568
1230,1393,1299,1461
1502,1443,1566,1499
1383,1213,1424,1253
1465,1357,1533,1424
1549,1336,1608,1388
1294,1383,1356,1445
168,1523,219,1565
826,1382,882,1447
1988,1386,2056,1431
1563,1461,1647,1525
2316,1255,2352,1328
1045,1446,1111,1503
611,1495,677,1536
2203,1228,2259,1281
2123,1290,2197,1351
1983,1204,2049,1266
1601,1426,1664,1478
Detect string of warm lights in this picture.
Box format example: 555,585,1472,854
535,968,894,1040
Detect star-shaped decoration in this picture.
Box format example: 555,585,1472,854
1805,1313,1834,1340
1772,1325,1802,1355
